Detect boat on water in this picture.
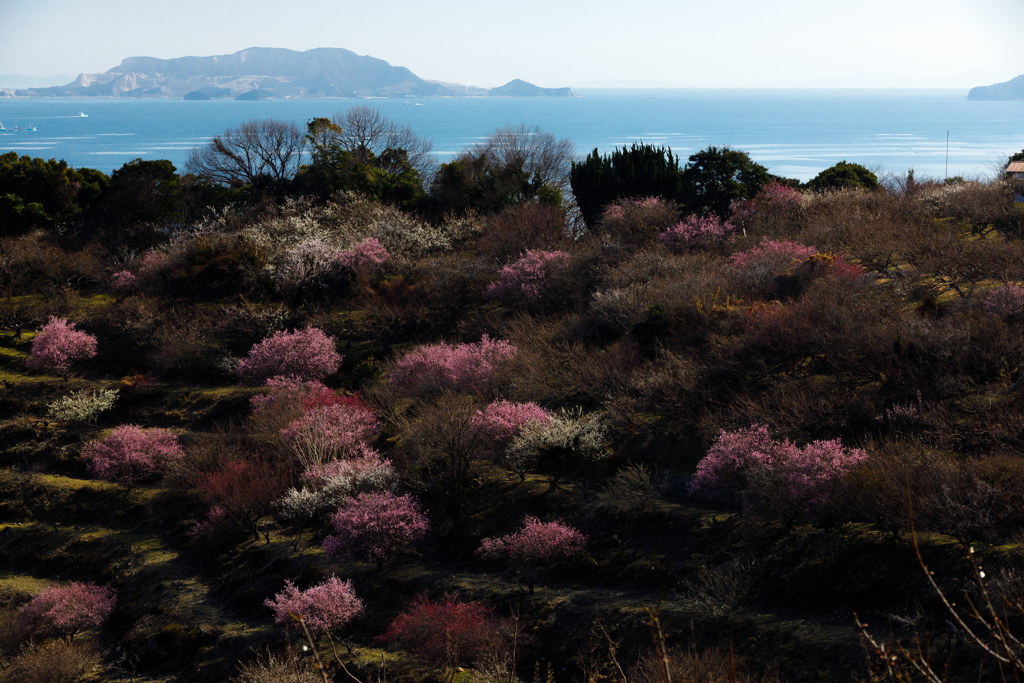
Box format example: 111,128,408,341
0,121,5,131
11,125,36,132
79,112,88,117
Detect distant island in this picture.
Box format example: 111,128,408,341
967,74,1024,100
0,47,577,99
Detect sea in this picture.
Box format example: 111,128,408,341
1,89,1023,183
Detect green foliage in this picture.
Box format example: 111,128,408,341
679,145,771,218
429,152,558,215
570,143,683,227
807,160,880,191
0,152,109,235
102,158,182,226
1009,150,1024,162
295,118,425,208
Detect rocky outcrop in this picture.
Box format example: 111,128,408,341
967,75,1024,101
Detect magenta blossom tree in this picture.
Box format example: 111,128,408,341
477,515,587,592
81,425,183,490
485,250,571,307
658,214,737,249
982,283,1024,319
280,401,382,471
688,424,867,524
338,237,388,273
322,492,429,570
237,327,342,386
389,335,517,396
471,400,550,457
25,317,98,381
729,180,803,231
17,582,116,642
265,575,363,639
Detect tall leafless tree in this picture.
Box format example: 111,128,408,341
186,118,305,186
318,106,437,181
468,123,576,194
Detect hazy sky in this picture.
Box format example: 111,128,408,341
3,0,1023,88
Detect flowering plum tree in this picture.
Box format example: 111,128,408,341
688,424,868,524
337,237,388,273
25,317,98,381
81,425,183,490
982,283,1024,319
237,327,342,386
478,515,587,592
275,238,343,299
198,458,291,542
17,582,116,642
322,492,429,569
484,250,571,307
503,408,607,486
388,335,517,396
471,400,550,457
382,594,518,675
280,401,381,470
729,240,818,295
265,575,363,639
109,270,140,295
729,180,803,231
657,214,737,249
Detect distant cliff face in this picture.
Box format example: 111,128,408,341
11,48,575,99
967,75,1024,101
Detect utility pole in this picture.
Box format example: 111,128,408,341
945,130,949,180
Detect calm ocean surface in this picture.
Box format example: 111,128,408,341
1,89,1022,182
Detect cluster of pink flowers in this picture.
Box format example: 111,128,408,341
729,240,818,273
322,492,429,569
730,181,803,228
477,515,587,566
302,452,397,491
237,327,342,386
265,575,363,637
81,424,183,488
389,335,517,396
471,400,550,456
25,317,98,380
109,270,140,294
485,250,571,307
982,283,1024,318
280,402,382,469
249,375,344,417
337,237,388,273
657,214,737,249
602,196,663,222
688,424,868,515
18,582,117,642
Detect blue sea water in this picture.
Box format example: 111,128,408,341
1,89,1022,182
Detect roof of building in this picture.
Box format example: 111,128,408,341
1007,161,1024,173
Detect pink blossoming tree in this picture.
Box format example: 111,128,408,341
729,180,803,231
485,250,571,307
280,401,382,471
17,582,116,642
337,237,388,273
81,425,183,490
658,214,737,249
478,515,587,592
237,327,342,386
471,399,551,458
389,335,517,396
322,492,429,570
983,283,1024,319
265,575,363,639
688,424,868,524
25,317,98,381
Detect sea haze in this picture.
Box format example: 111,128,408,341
1,89,1022,182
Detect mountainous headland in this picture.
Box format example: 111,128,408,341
967,74,1024,100
1,47,578,99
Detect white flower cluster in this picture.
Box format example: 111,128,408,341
502,408,608,478
46,389,119,425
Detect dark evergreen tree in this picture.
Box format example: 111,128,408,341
679,146,770,218
570,143,683,227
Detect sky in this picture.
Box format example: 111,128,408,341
2,0,1023,89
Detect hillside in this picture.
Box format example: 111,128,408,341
967,74,1024,100
3,139,1024,682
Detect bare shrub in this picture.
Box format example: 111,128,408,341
629,645,780,683
4,639,101,683
231,648,323,683
597,462,657,514
477,202,570,263
186,118,304,186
